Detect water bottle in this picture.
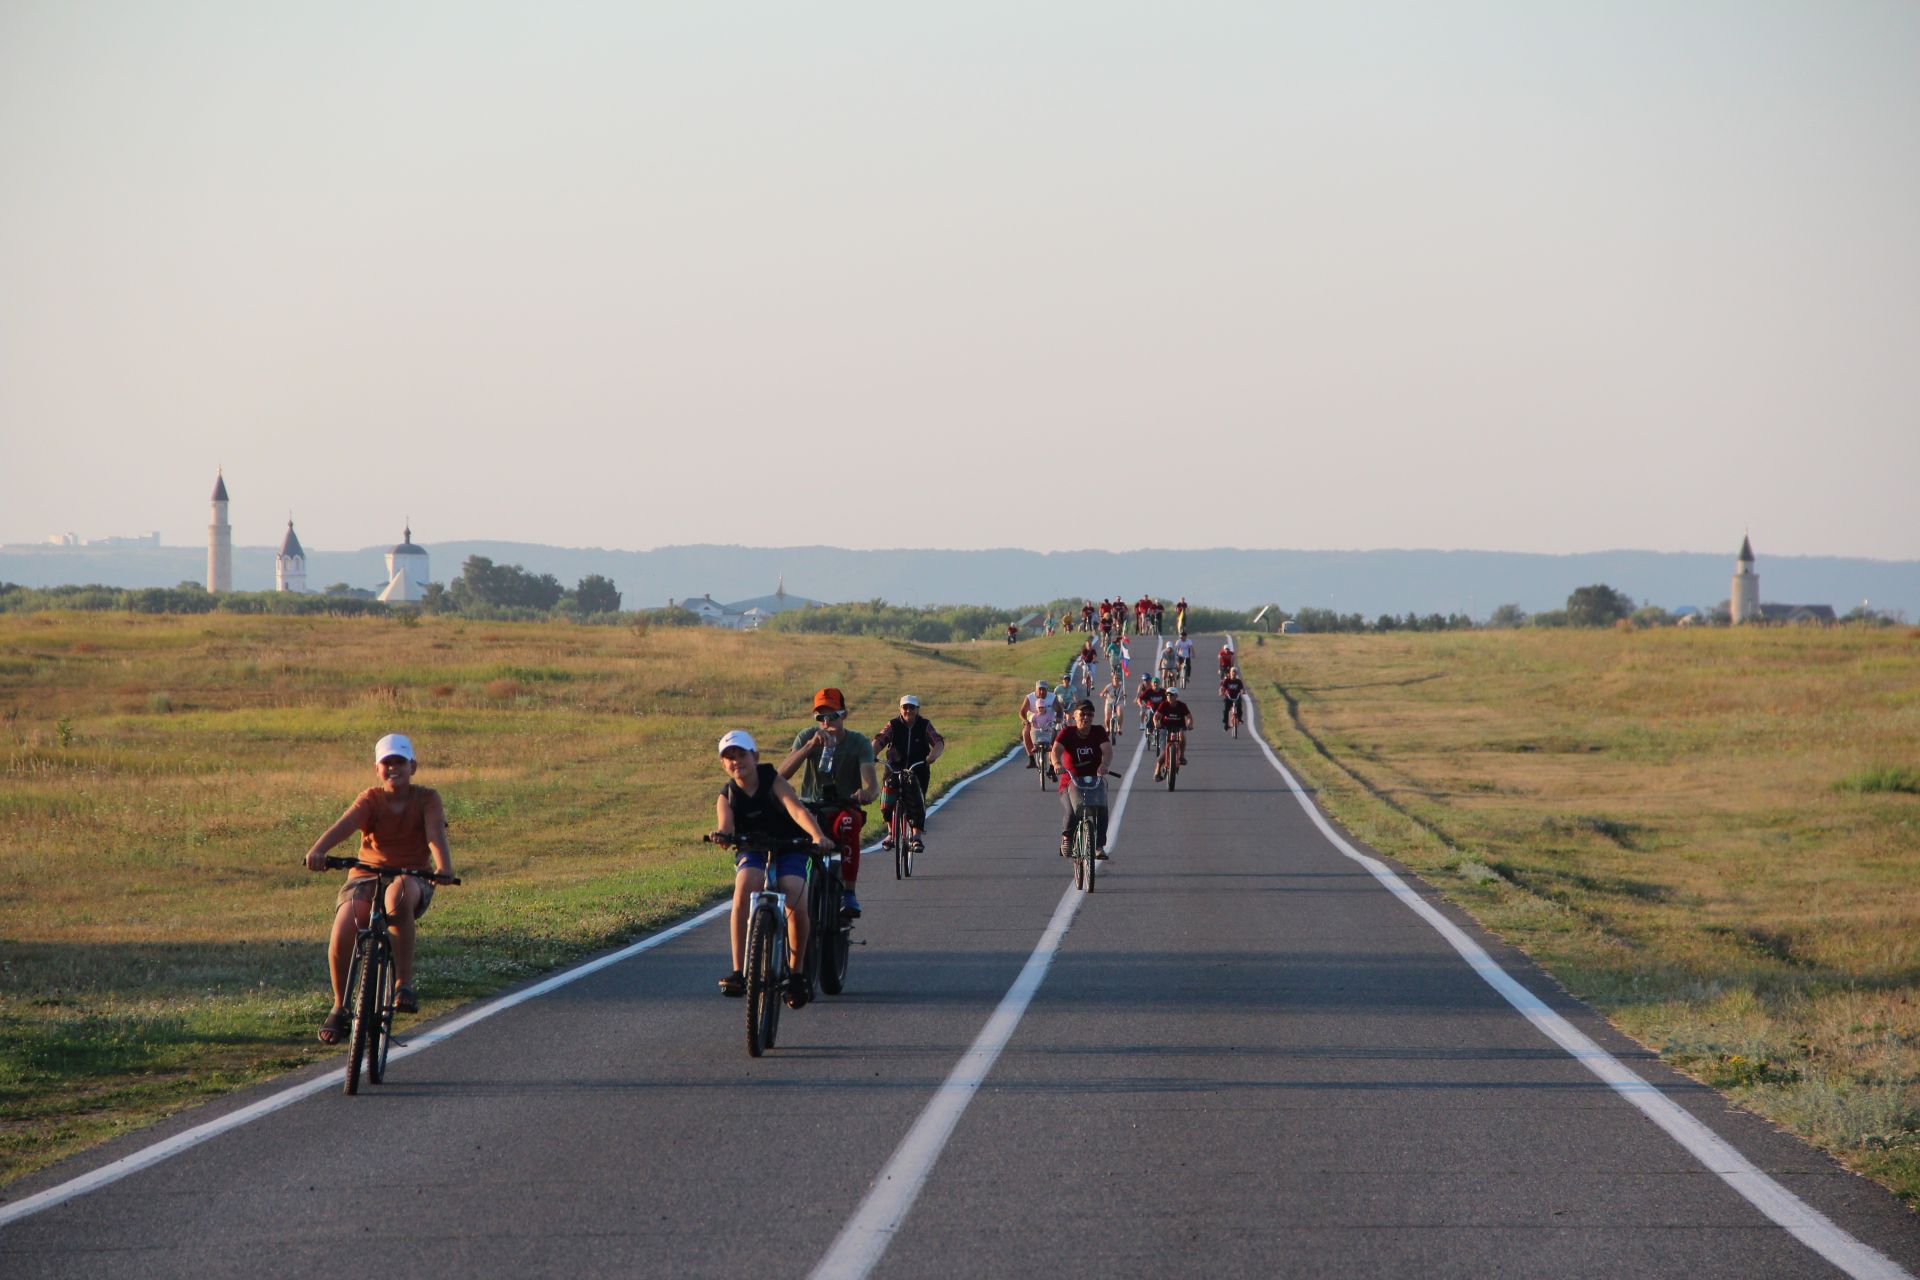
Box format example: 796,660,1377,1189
819,734,838,776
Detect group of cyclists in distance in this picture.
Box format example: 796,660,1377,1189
303,593,1248,1044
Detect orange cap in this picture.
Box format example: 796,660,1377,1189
812,687,846,713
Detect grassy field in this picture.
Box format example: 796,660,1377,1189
1235,625,1920,1206
0,612,1076,1184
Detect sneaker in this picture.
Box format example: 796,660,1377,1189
1026,757,1038,769
1095,849,1109,861
718,970,745,997
908,834,924,854
785,974,811,1009
841,890,862,919
395,985,418,1013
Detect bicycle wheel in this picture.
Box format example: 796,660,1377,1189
1072,823,1086,890
1085,817,1098,893
345,937,380,1095
367,945,396,1084
1168,751,1179,791
1038,750,1051,791
892,804,908,879
763,933,784,1049
820,876,849,995
744,905,777,1058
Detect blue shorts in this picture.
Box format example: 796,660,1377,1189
735,850,810,881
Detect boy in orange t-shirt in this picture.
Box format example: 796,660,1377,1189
304,733,454,1044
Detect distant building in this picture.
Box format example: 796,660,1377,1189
207,471,232,593
667,580,824,630
1731,534,1759,624
377,524,430,603
275,520,307,593
724,576,821,617
672,594,746,629
1729,534,1833,625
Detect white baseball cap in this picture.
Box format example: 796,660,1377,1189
899,694,920,707
717,729,757,756
374,733,415,763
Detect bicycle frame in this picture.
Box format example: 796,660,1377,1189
325,857,455,1095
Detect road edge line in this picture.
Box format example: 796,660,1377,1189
1241,686,1912,1280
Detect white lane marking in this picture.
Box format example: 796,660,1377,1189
811,727,1149,1280
0,743,1029,1230
1241,693,1913,1280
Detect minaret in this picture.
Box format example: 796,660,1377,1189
207,470,232,593
1731,532,1759,624
275,519,307,593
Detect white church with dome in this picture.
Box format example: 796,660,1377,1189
377,524,430,602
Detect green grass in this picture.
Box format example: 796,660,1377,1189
1837,765,1920,795
0,613,1080,1184
1238,625,1920,1208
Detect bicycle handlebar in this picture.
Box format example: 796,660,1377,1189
322,855,461,885
704,832,838,855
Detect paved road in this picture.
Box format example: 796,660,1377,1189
5,637,1917,1278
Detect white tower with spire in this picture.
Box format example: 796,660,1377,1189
207,471,232,593
378,522,430,603
1731,533,1760,624
275,519,307,593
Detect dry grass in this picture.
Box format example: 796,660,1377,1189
1237,626,1920,1206
0,613,1073,1183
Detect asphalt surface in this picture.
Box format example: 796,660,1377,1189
5,636,1918,1278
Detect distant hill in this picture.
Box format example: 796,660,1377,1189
2,541,1912,620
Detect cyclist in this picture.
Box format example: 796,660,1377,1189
1021,678,1061,768
1098,598,1112,635
1174,596,1188,633
1157,640,1180,687
1220,666,1247,730
1154,685,1194,777
1006,621,1018,645
1052,700,1114,860
779,688,877,918
873,694,945,856
713,730,834,1003
1218,640,1236,680
1100,670,1127,741
303,733,454,1045
1134,671,1161,730
1174,632,1195,684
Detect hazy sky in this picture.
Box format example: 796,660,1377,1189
4,2,1916,558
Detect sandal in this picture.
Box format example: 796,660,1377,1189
718,969,745,998
317,1010,348,1045
785,974,811,1010
395,985,419,1014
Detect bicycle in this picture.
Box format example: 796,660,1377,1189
882,764,926,879
1225,695,1243,739
1033,726,1059,791
1156,729,1184,791
322,856,459,1096
704,832,839,1057
1064,773,1118,892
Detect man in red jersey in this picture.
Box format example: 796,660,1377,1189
1051,701,1113,860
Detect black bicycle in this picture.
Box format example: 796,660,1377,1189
323,856,459,1095
882,765,927,879
706,833,843,1057
1064,773,1118,892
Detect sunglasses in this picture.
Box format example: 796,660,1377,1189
814,711,844,722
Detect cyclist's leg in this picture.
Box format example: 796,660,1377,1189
778,870,809,969
1059,784,1078,850
730,864,766,972
326,889,372,1013
384,875,426,989
908,763,930,834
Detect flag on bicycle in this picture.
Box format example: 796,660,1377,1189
1119,637,1130,677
